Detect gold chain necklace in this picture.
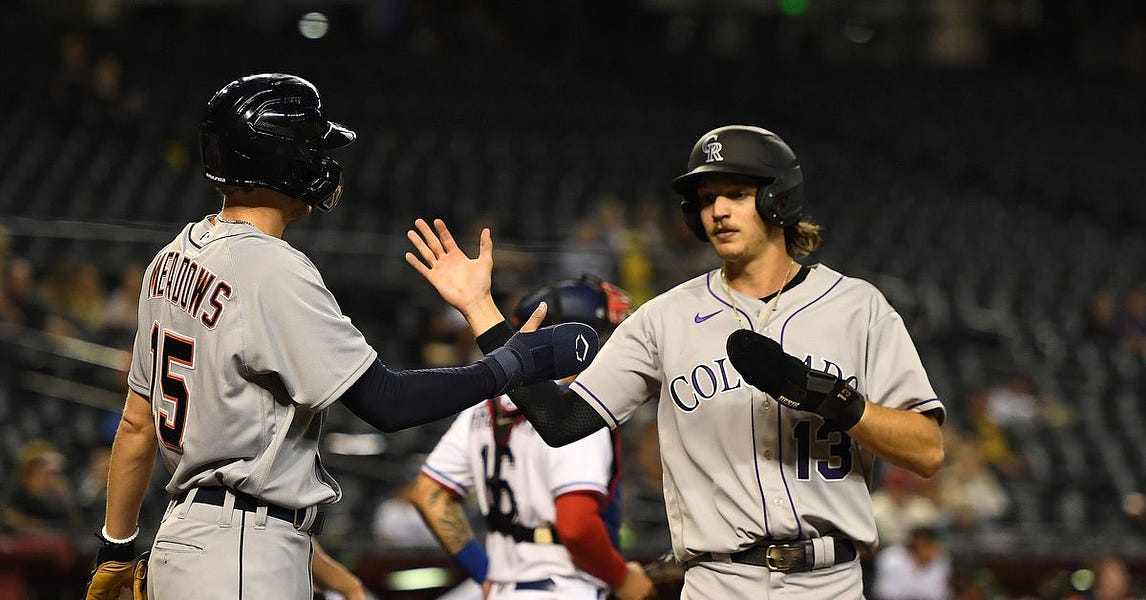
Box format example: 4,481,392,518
721,261,797,333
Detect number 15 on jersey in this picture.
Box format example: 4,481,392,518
149,323,196,452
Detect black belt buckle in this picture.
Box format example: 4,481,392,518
764,543,807,573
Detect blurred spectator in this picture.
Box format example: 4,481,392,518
617,231,654,308
42,262,108,339
595,198,628,255
871,466,945,547
103,262,144,343
1118,287,1146,355
937,432,1010,531
1085,290,1118,342
557,217,616,282
92,55,144,115
1065,556,1138,600
3,258,49,330
51,33,91,117
416,306,471,367
372,480,439,550
984,374,1040,432
76,447,112,523
2,440,81,534
873,526,953,600
966,388,1024,476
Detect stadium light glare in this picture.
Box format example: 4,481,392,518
299,12,330,40
778,0,809,17
386,567,453,591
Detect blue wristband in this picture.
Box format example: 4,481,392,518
454,539,489,583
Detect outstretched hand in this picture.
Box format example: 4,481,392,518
405,218,499,329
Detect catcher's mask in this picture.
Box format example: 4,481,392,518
512,274,633,338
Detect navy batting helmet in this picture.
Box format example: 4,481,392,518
672,126,804,241
199,73,355,211
512,275,633,336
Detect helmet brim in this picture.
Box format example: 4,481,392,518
315,121,356,150
671,162,776,195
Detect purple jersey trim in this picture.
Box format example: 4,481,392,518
705,271,755,331
777,407,803,538
750,403,772,536
907,398,946,425
775,273,845,539
905,397,940,411
571,381,620,427
779,274,846,346
421,465,468,496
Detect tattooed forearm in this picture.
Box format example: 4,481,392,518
410,474,478,555
428,486,476,554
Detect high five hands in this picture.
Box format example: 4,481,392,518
406,218,601,391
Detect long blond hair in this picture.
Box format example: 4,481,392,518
785,219,822,258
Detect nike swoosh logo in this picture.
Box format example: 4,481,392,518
694,310,722,323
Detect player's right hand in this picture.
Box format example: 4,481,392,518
405,218,499,326
84,532,139,600
613,561,657,600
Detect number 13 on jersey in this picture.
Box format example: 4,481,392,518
149,323,196,452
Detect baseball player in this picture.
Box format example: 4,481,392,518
408,276,656,600
408,126,945,599
84,73,599,600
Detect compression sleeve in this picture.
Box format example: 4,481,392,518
339,359,498,432
554,492,628,587
475,322,607,446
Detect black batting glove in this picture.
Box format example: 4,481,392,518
94,529,137,566
86,530,139,599
726,329,866,430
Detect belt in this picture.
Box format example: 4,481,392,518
173,487,325,534
488,520,561,545
513,578,555,591
684,538,857,573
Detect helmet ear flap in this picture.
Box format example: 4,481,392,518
756,187,782,227
680,198,708,242
756,168,804,227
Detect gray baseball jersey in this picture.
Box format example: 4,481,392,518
571,264,944,559
127,216,377,509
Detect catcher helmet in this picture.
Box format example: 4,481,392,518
672,126,804,242
199,73,355,211
512,275,633,336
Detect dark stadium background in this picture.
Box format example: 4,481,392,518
1,1,1144,598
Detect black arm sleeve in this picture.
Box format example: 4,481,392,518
476,322,608,447
339,359,499,432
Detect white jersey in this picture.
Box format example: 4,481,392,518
127,216,377,509
572,264,944,560
422,398,621,587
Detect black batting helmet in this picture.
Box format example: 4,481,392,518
672,126,804,242
199,73,355,211
512,275,633,336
